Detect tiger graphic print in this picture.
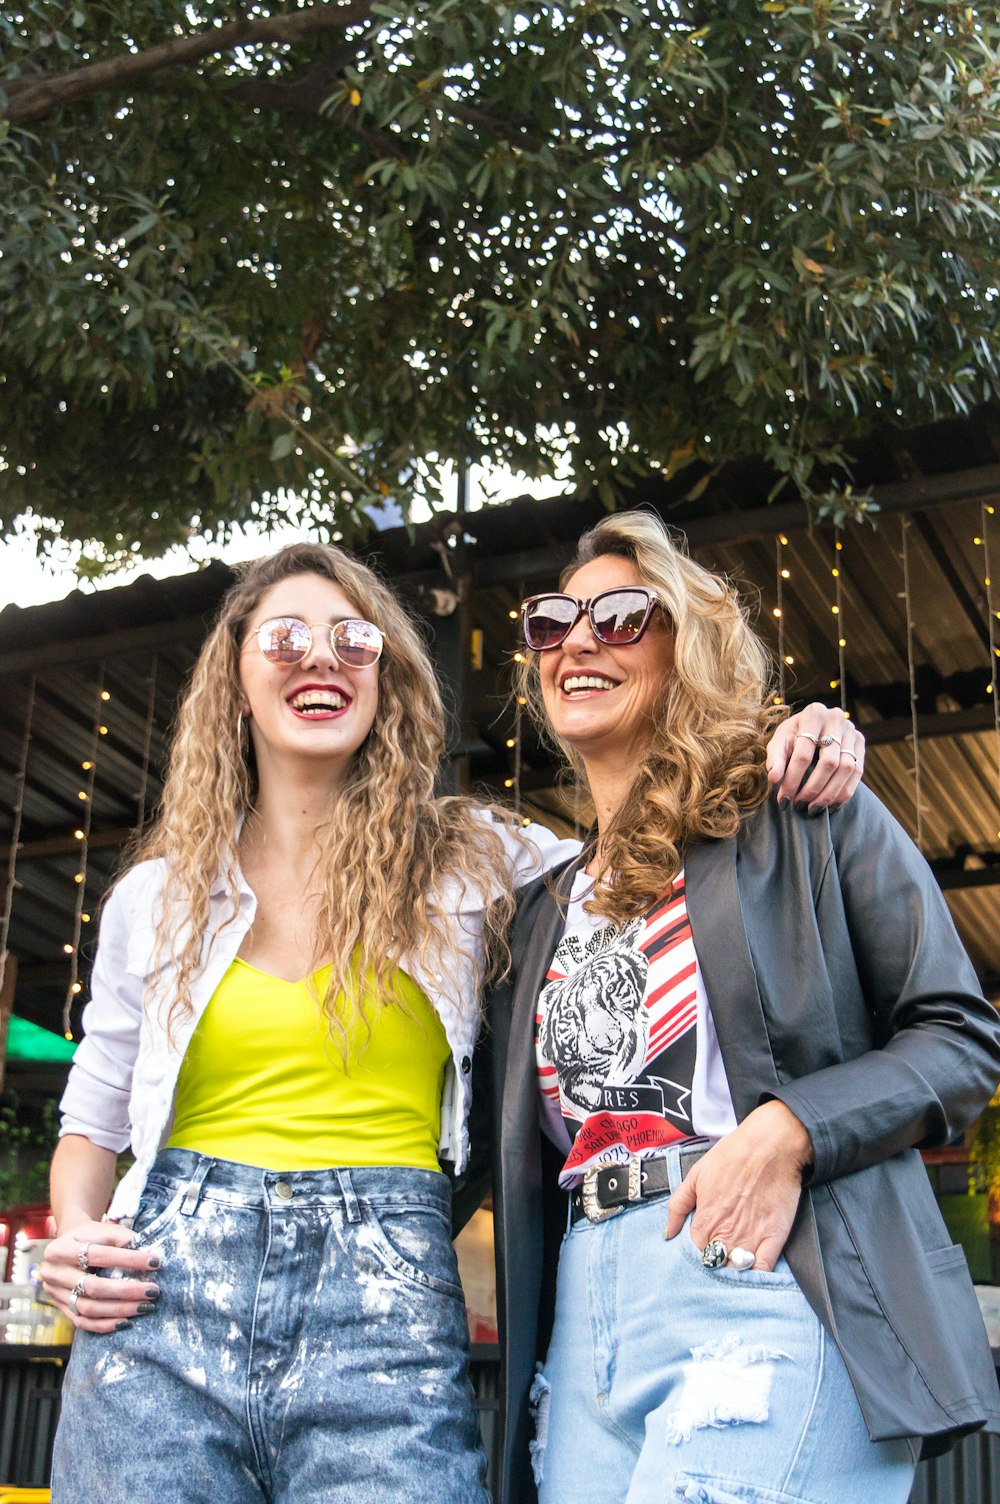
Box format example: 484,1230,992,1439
535,875,701,1187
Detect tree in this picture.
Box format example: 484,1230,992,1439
2,1,999,570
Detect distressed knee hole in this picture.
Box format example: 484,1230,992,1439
529,1366,552,1486
664,1331,791,1446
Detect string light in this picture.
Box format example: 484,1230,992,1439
900,519,925,851
0,676,36,998
831,529,847,712
980,503,1000,847
512,669,524,818
135,656,159,829
775,537,788,704
63,665,106,1036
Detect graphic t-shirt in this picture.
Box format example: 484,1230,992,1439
535,867,734,1188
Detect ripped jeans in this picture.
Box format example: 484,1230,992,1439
532,1147,916,1504
51,1150,489,1504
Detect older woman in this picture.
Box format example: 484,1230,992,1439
482,512,1000,1504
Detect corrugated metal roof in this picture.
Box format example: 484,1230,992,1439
2,414,999,1091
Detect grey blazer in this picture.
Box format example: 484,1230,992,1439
476,785,1000,1504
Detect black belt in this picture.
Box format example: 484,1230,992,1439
568,1145,707,1225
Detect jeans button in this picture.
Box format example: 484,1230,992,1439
274,1181,293,1201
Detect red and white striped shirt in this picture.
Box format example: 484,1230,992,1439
535,868,736,1188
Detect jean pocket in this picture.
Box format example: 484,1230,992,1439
671,1472,815,1504
681,1222,799,1288
128,1181,186,1249
360,1202,465,1301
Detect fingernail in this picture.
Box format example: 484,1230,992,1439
116,1320,133,1331
776,796,789,811
147,1256,162,1269
144,1286,160,1300
137,1301,157,1314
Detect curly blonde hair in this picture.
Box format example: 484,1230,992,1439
516,511,784,923
130,542,517,1041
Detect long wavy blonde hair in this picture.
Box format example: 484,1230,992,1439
130,542,517,1040
517,510,784,923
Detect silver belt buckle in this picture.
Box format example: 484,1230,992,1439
580,1156,643,1223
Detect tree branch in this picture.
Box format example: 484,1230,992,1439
2,2,375,124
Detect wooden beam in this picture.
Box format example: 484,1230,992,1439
934,866,1000,891
472,466,1000,587
0,615,208,677
862,707,998,746
0,826,131,864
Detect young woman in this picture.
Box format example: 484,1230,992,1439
484,512,1000,1504
40,539,857,1503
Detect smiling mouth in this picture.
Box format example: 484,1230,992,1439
288,688,350,716
560,675,619,696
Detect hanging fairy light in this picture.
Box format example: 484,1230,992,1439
134,654,159,828
900,520,925,851
512,694,523,819
506,588,529,824
63,667,106,1037
0,676,37,998
830,531,847,712
980,503,1000,840
773,535,795,704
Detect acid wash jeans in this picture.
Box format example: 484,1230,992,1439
531,1142,917,1504
52,1149,489,1504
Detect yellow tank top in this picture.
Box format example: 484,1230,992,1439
166,959,449,1171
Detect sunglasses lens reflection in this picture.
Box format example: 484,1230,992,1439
591,590,654,644
258,618,311,662
523,597,580,650
333,620,383,668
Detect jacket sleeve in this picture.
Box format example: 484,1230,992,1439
448,1009,496,1236
767,786,1000,1186
58,872,145,1153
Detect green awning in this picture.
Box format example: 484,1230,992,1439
5,1015,77,1063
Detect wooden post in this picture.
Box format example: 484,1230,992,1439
0,951,16,1093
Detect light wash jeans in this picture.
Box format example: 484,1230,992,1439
52,1150,489,1504
532,1143,917,1504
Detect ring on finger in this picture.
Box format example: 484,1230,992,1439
728,1246,756,1271
843,750,858,764
68,1278,86,1316
818,734,841,749
77,1242,91,1272
794,732,818,745
701,1239,728,1270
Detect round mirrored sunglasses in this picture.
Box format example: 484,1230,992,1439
254,616,384,669
520,587,664,651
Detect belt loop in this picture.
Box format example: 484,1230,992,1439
337,1168,361,1224
180,1155,214,1216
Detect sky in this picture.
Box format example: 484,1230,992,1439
2,463,567,610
